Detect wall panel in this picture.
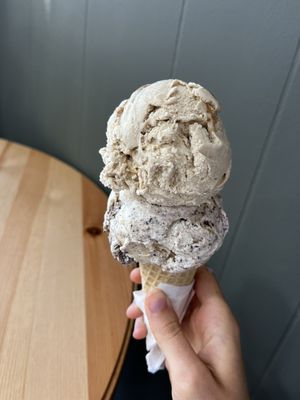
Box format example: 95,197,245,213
221,43,300,393
80,0,183,181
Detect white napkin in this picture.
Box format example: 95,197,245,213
133,281,194,373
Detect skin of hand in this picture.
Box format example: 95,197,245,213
126,267,250,400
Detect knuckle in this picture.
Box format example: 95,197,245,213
160,318,181,341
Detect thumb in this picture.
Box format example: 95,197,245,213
145,289,198,376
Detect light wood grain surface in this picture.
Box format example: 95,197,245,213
0,139,134,400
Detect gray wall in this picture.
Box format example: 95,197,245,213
1,1,300,398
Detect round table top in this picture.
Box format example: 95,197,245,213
0,139,133,400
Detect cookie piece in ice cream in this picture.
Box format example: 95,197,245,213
104,190,229,273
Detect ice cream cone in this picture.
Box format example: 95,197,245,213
139,263,197,292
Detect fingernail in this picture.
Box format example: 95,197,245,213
147,289,167,314
205,266,214,274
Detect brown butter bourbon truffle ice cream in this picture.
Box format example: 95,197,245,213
100,79,231,206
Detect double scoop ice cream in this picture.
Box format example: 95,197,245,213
100,79,231,372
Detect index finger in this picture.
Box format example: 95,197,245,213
194,267,224,304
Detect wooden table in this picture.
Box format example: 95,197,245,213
0,139,134,400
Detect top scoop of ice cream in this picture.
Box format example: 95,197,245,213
100,79,231,206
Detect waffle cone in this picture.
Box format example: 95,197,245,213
139,263,196,292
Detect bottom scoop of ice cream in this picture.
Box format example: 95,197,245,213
104,190,228,273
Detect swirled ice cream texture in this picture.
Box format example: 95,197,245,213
100,79,231,206
104,191,228,273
